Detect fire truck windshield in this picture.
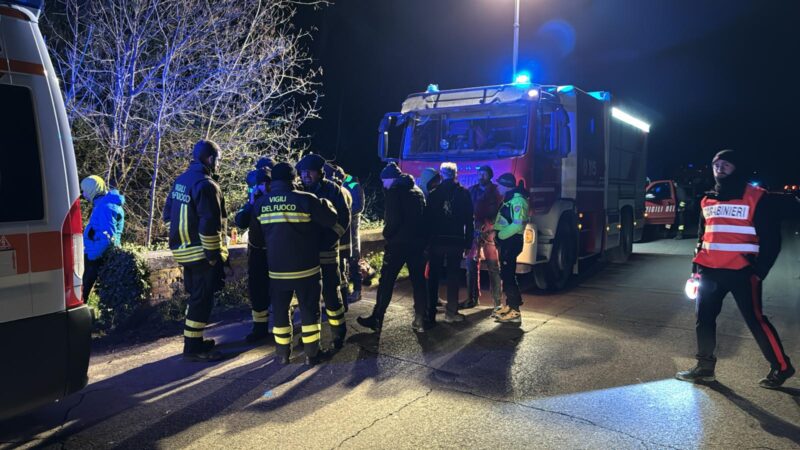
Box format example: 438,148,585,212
403,104,529,160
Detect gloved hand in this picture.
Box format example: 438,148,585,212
744,254,768,280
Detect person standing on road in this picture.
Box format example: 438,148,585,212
676,149,794,388
234,168,272,343
296,154,351,349
357,163,429,333
341,168,366,303
493,173,529,324
323,163,355,309
80,175,125,300
249,163,338,366
462,165,503,311
163,140,229,362
674,182,689,240
426,162,474,324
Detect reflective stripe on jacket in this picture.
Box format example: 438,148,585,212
494,192,528,240
693,184,764,270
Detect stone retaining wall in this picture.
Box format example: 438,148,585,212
144,229,385,301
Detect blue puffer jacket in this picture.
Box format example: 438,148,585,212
84,189,125,260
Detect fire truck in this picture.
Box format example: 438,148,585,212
378,82,650,290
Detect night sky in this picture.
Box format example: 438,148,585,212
297,0,800,188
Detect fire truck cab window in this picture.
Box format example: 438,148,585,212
646,182,672,201
0,84,45,222
405,105,528,159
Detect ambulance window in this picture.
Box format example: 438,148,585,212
0,84,44,222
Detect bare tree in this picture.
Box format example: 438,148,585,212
45,0,326,245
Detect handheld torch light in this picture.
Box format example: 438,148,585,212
685,273,701,300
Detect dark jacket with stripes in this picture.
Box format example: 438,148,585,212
308,178,351,264
249,181,338,286
163,161,228,265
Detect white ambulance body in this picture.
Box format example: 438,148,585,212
0,0,91,419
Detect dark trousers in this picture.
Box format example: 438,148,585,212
427,245,464,315
82,254,103,300
695,267,791,371
247,246,270,325
271,277,322,359
373,243,428,320
349,217,363,291
183,261,222,344
321,262,346,341
498,235,523,310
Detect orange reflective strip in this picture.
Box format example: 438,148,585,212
30,231,62,272
0,6,30,21
0,59,46,77
1,234,31,274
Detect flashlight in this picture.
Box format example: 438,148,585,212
685,273,701,300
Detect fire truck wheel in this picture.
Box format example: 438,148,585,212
533,215,577,291
607,210,633,263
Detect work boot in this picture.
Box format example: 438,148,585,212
675,365,716,383
495,309,521,323
305,349,333,367
245,325,270,343
332,326,347,350
458,298,479,310
183,338,223,362
759,365,796,389
411,314,426,333
443,312,466,323
356,315,382,333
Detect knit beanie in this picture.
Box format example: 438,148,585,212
477,165,494,178
295,153,326,172
496,173,517,188
256,157,275,171
271,162,297,182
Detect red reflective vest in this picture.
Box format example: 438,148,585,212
693,185,764,270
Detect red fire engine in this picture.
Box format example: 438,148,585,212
379,82,650,290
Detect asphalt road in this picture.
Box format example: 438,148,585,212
3,229,800,449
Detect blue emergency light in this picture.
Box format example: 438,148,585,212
426,84,440,93
513,72,531,85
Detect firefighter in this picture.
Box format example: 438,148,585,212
492,173,529,324
249,163,338,365
357,163,428,332
461,165,503,311
163,140,229,362
296,154,351,349
341,168,366,303
234,168,271,342
80,175,125,299
676,149,794,388
323,163,354,308
425,162,474,323
256,156,274,173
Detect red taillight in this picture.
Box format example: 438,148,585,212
62,198,84,308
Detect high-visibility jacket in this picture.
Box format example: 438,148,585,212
494,191,528,241
163,161,228,265
693,184,764,270
250,181,338,285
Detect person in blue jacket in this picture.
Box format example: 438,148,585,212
80,175,125,299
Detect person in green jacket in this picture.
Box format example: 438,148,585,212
492,173,529,323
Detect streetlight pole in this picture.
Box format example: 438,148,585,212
512,0,520,76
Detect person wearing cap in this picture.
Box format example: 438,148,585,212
677,149,794,388
357,162,429,332
462,165,503,311
492,173,529,323
80,175,125,300
323,163,356,306
296,153,351,349
341,167,366,303
417,167,441,200
256,156,274,173
162,139,229,362
234,168,272,343
425,162,474,324
249,162,338,365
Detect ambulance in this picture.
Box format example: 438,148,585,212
0,0,91,419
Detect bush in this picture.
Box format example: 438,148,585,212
93,244,151,330
363,250,408,286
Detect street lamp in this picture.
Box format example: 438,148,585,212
512,0,520,77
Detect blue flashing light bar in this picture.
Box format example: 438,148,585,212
588,91,611,101
556,85,574,93
611,107,651,133
6,0,44,10
426,84,440,93
513,72,532,85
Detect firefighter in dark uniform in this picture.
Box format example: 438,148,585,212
234,168,271,342
249,163,338,365
162,140,228,362
677,150,794,388
323,163,354,308
296,154,351,349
